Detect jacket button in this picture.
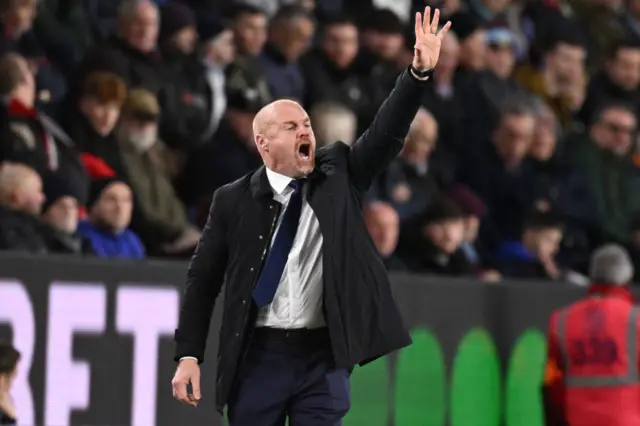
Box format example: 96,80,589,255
269,205,273,209
242,300,246,304
250,267,254,271
259,235,263,240
235,333,240,337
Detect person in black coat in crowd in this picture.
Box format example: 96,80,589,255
397,196,475,276
0,53,89,207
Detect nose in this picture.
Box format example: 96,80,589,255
298,130,311,140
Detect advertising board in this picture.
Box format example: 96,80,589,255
0,255,588,425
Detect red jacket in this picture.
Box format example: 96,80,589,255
543,285,640,426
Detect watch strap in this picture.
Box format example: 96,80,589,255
410,66,433,78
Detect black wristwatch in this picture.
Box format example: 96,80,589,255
410,65,433,79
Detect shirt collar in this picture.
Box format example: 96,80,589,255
265,167,293,195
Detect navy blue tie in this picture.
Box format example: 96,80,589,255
253,179,304,307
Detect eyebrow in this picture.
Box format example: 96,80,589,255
282,119,311,126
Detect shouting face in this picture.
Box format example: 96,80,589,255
254,100,317,178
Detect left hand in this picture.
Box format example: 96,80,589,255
413,7,452,72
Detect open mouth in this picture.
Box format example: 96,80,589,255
298,142,312,161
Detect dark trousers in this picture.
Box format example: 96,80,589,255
227,327,350,426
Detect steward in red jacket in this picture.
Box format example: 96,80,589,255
543,244,640,426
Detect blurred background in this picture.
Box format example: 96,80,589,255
1,0,640,424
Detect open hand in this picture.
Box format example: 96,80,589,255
413,7,452,72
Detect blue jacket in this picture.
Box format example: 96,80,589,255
77,220,145,259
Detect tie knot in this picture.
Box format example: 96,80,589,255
289,179,304,192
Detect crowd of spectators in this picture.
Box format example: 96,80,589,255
1,0,640,284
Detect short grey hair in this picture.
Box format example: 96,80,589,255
589,244,634,285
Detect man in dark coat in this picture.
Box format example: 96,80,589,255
171,7,452,426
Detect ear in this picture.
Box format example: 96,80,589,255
255,134,268,152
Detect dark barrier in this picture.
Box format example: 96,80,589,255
0,254,599,426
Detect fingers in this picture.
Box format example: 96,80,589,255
423,6,431,35
430,8,440,34
415,11,423,37
437,20,452,39
172,379,191,406
191,372,202,401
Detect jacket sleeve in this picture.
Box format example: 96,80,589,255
347,68,430,192
174,188,229,362
542,312,569,426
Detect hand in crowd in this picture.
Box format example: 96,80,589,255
541,255,562,281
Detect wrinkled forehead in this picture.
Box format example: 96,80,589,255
272,102,309,125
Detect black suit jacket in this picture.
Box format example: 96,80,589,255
174,68,429,411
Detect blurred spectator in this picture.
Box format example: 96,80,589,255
363,201,405,270
460,101,537,250
462,25,531,142
0,343,19,425
519,0,580,67
421,31,465,155
446,183,497,279
181,81,266,208
526,101,601,270
0,0,67,116
225,4,272,115
515,32,588,131
32,0,94,71
570,0,627,71
361,9,405,64
579,39,640,124
158,1,197,65
310,102,357,146
301,14,379,129
565,101,640,242
228,4,268,57
76,0,164,95
496,210,564,281
77,177,145,259
0,162,48,253
397,197,474,276
485,26,517,81
66,71,128,176
41,174,93,255
116,89,201,256
258,5,314,100
0,53,88,206
160,14,234,154
360,9,405,95
372,108,449,222
448,12,486,84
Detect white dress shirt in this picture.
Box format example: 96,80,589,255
256,168,325,329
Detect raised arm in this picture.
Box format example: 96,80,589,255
348,7,451,192
173,188,229,363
